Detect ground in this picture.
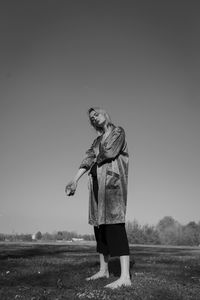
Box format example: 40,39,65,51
0,241,200,299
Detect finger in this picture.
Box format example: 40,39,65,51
65,188,70,194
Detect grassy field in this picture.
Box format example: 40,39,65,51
0,241,200,300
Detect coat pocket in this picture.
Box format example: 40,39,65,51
106,170,120,189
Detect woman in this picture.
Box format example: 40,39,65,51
65,107,131,289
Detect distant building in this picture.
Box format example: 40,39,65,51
72,238,84,242
32,234,36,240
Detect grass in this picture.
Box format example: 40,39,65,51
0,241,200,299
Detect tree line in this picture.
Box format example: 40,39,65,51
0,216,200,246
126,216,200,246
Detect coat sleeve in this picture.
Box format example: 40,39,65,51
96,126,125,166
79,139,97,171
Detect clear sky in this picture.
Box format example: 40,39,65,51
0,0,200,235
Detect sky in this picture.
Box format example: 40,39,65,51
0,0,200,235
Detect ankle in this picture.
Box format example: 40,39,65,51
100,268,108,273
120,274,131,280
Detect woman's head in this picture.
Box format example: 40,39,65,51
88,107,113,135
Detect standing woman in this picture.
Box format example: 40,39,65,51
65,107,131,289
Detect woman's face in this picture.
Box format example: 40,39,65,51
89,110,106,128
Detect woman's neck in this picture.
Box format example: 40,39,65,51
102,124,111,134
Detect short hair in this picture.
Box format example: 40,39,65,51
87,107,113,135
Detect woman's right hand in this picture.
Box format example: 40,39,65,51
65,180,77,196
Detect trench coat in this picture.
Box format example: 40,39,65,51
79,125,129,226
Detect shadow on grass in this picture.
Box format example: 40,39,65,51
0,243,96,260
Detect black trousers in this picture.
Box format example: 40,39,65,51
92,171,130,257
94,223,130,257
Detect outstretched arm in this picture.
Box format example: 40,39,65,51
65,139,97,196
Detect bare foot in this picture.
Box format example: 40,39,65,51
86,270,109,281
105,277,132,289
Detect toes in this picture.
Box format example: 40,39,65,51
86,272,109,281
105,279,132,289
